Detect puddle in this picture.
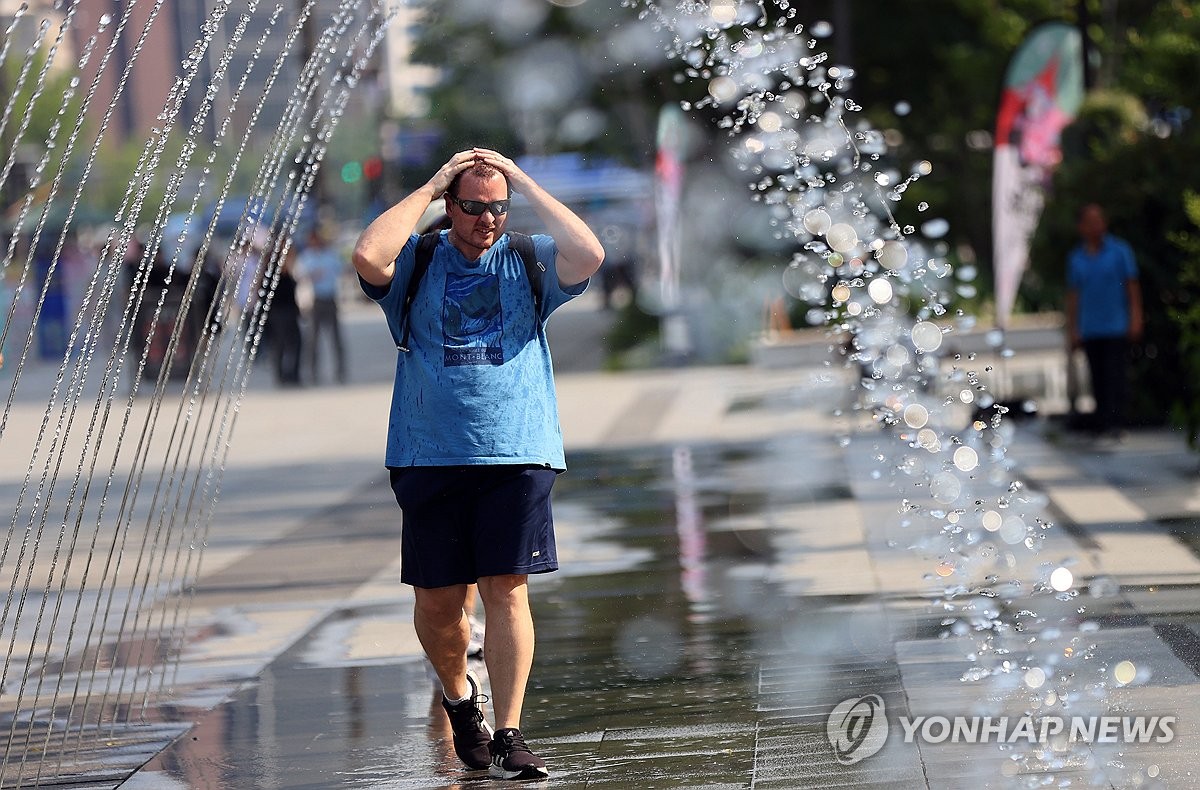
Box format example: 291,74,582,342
62,437,931,787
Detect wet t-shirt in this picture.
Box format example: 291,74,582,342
1067,234,1137,340
359,230,585,470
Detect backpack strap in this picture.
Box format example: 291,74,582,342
397,232,440,352
508,231,545,320
396,231,545,353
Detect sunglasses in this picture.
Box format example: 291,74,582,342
448,195,510,216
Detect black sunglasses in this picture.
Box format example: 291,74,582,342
448,195,510,216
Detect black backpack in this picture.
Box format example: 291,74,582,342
396,231,545,352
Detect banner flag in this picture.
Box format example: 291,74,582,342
992,21,1085,328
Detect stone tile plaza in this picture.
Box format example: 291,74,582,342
5,299,1199,787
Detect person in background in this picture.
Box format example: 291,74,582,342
266,245,303,387
352,147,603,780
297,226,347,384
1065,203,1143,441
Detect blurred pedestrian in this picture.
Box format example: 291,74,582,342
1065,203,1143,439
297,226,347,384
266,245,303,387
352,147,603,780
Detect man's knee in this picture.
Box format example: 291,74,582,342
413,584,470,625
477,574,528,608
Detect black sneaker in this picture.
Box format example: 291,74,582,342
489,727,549,780
441,671,493,770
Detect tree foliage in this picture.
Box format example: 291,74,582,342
404,0,1200,423
407,0,682,177
1026,1,1200,437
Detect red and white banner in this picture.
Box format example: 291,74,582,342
992,21,1085,328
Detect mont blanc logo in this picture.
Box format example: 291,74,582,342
827,694,889,765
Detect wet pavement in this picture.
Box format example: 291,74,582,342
6,296,1200,788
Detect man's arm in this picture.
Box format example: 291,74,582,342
1065,289,1080,350
351,151,476,287
1127,278,1144,343
472,148,604,287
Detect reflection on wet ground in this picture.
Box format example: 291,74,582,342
22,402,1200,788
126,429,927,789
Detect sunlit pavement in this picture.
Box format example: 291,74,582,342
8,296,1200,788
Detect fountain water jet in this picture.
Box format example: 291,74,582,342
0,2,393,785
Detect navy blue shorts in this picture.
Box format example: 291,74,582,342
388,465,559,589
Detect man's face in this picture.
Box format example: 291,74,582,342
1078,206,1107,245
447,172,509,253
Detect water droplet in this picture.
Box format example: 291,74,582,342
876,240,907,270
930,472,961,504
999,516,1026,545
903,404,929,428
709,0,738,26
826,223,858,252
953,446,978,472
802,208,831,235
1113,660,1136,685
910,321,942,352
709,75,737,102
1023,667,1046,689
866,277,892,304
1049,567,1073,592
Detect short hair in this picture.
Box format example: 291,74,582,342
448,161,509,198
1077,202,1106,222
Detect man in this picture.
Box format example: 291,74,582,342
1065,203,1143,439
351,148,603,780
297,226,347,384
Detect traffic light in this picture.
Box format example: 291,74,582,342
340,160,362,183
363,156,383,202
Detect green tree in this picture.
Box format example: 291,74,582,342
1025,0,1200,435
0,52,85,215
406,1,684,174
1169,191,1200,444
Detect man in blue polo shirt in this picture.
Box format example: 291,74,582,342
1066,203,1144,438
351,148,603,780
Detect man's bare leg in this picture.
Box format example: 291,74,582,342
476,574,533,729
413,583,471,700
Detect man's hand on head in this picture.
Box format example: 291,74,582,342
429,150,478,196
471,149,533,194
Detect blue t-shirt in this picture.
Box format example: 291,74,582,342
360,231,586,470
297,245,344,299
1067,234,1137,340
